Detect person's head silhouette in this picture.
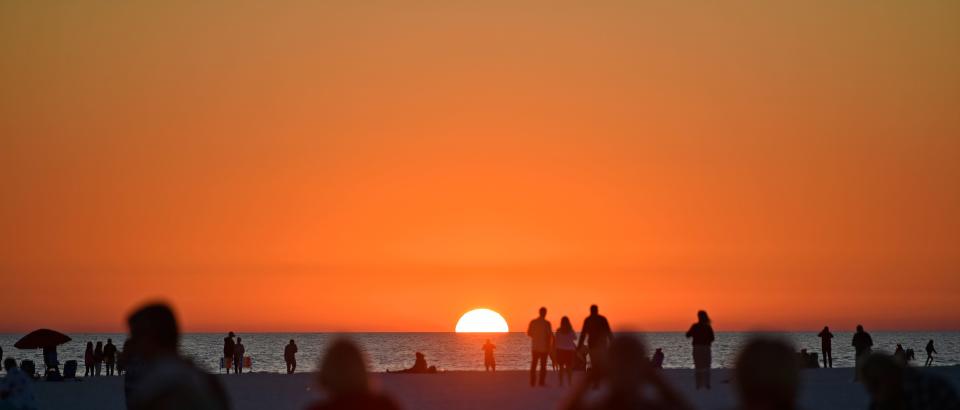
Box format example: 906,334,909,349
319,339,370,396
237,337,242,344
606,335,648,393
539,307,547,318
290,339,295,344
823,326,829,331
590,304,599,315
857,324,864,332
735,338,799,410
127,303,179,359
697,310,710,324
228,331,235,337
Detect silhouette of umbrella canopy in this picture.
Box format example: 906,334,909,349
14,329,71,349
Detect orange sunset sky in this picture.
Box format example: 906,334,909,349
1,1,958,333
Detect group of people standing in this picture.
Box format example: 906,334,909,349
525,304,615,387
524,305,717,390
83,339,120,377
221,333,299,375
818,324,940,380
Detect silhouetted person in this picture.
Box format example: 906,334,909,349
925,340,937,367
285,340,298,374
651,349,664,369
1,358,38,410
563,336,692,410
84,342,95,377
105,339,118,376
577,304,612,379
41,346,59,373
862,353,960,410
124,303,229,410
852,324,874,381
94,341,104,376
528,307,553,387
233,337,245,375
685,310,715,390
734,338,800,410
817,326,833,368
555,316,577,386
117,341,129,376
307,339,400,410
389,352,436,374
481,339,496,372
222,332,235,373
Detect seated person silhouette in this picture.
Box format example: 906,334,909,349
388,352,436,374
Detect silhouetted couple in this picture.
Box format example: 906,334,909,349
685,310,714,390
223,332,245,375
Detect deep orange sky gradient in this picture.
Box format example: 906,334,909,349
1,1,958,332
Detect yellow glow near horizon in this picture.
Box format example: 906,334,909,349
455,309,509,333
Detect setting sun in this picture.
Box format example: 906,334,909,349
455,309,509,333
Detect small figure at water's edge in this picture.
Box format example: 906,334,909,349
685,310,715,390
481,339,496,372
925,340,937,367
285,339,298,374
817,326,833,368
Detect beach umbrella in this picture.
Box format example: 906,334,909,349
14,329,71,349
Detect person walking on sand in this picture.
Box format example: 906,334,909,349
222,332,235,373
925,340,937,367
104,338,118,376
94,341,104,377
852,324,873,381
577,305,613,378
817,326,834,368
686,310,715,390
285,339,298,374
555,316,577,386
482,339,496,372
233,337,245,375
84,342,95,377
527,307,553,387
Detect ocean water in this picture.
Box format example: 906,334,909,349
1,332,957,374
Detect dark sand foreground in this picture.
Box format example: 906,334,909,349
34,367,960,410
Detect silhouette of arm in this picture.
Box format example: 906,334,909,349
527,321,534,338
577,319,589,348
685,324,694,338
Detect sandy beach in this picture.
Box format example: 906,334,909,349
32,367,960,410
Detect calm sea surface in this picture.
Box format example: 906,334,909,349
1,332,957,373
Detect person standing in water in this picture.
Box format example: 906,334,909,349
285,339,298,374
685,310,715,390
527,307,553,387
817,326,834,368
925,340,937,367
481,339,496,372
852,324,873,381
554,317,577,386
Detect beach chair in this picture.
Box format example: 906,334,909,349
20,360,37,379
63,360,78,379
